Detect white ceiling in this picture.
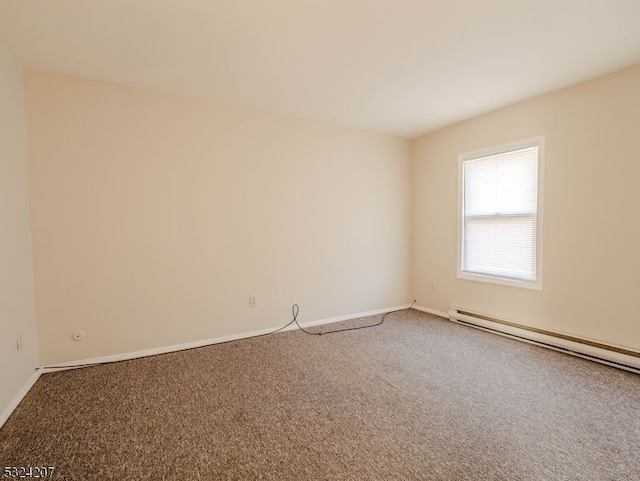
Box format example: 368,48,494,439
1,0,640,138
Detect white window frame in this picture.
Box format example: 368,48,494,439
457,136,544,290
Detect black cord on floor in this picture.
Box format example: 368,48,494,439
290,303,414,336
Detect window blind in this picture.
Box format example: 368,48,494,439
462,145,539,283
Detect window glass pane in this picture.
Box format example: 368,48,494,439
464,147,538,216
464,216,536,281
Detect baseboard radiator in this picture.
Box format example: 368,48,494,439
448,307,640,374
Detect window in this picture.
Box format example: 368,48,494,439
458,137,543,289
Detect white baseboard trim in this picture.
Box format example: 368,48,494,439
0,371,41,429
301,304,411,328
39,304,412,373
412,305,449,318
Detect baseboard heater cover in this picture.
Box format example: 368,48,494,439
448,307,640,373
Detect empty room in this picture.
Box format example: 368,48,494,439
1,1,640,479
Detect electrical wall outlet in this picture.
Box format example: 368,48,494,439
16,332,23,351
249,295,257,308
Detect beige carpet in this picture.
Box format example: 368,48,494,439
1,309,639,480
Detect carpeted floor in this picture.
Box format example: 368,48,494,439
1,309,639,480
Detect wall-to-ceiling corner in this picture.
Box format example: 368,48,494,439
412,63,640,350
0,41,39,426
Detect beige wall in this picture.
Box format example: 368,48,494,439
25,70,412,365
25,61,640,366
413,63,640,350
0,43,38,415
